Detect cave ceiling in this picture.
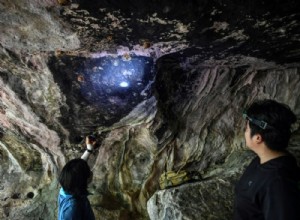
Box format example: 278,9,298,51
2,0,298,140
61,0,300,62
55,0,300,139
0,0,300,219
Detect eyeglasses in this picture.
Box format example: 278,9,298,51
242,113,272,130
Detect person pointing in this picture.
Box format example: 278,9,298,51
58,136,96,220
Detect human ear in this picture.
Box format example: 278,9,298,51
254,134,263,144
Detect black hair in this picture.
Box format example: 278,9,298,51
58,158,92,197
246,99,297,151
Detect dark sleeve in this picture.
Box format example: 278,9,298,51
263,177,300,220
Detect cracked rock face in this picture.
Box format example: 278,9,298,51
0,0,300,219
48,54,155,137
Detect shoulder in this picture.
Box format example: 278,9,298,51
60,195,77,211
266,157,300,194
275,155,300,179
245,156,260,170
248,156,259,166
60,197,84,220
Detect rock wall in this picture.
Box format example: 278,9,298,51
0,0,299,220
147,54,300,219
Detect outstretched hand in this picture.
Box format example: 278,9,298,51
86,135,96,150
81,135,97,161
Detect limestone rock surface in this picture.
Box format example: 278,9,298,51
0,0,300,220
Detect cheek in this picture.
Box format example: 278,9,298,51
244,123,251,145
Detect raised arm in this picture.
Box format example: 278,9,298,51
81,136,96,161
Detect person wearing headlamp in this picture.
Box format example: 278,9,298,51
234,99,300,220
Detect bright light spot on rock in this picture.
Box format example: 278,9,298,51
113,60,119,66
120,81,129,87
78,55,154,106
122,70,133,76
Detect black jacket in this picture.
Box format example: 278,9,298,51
234,154,300,220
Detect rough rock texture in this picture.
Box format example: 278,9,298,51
0,0,300,219
148,55,300,219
